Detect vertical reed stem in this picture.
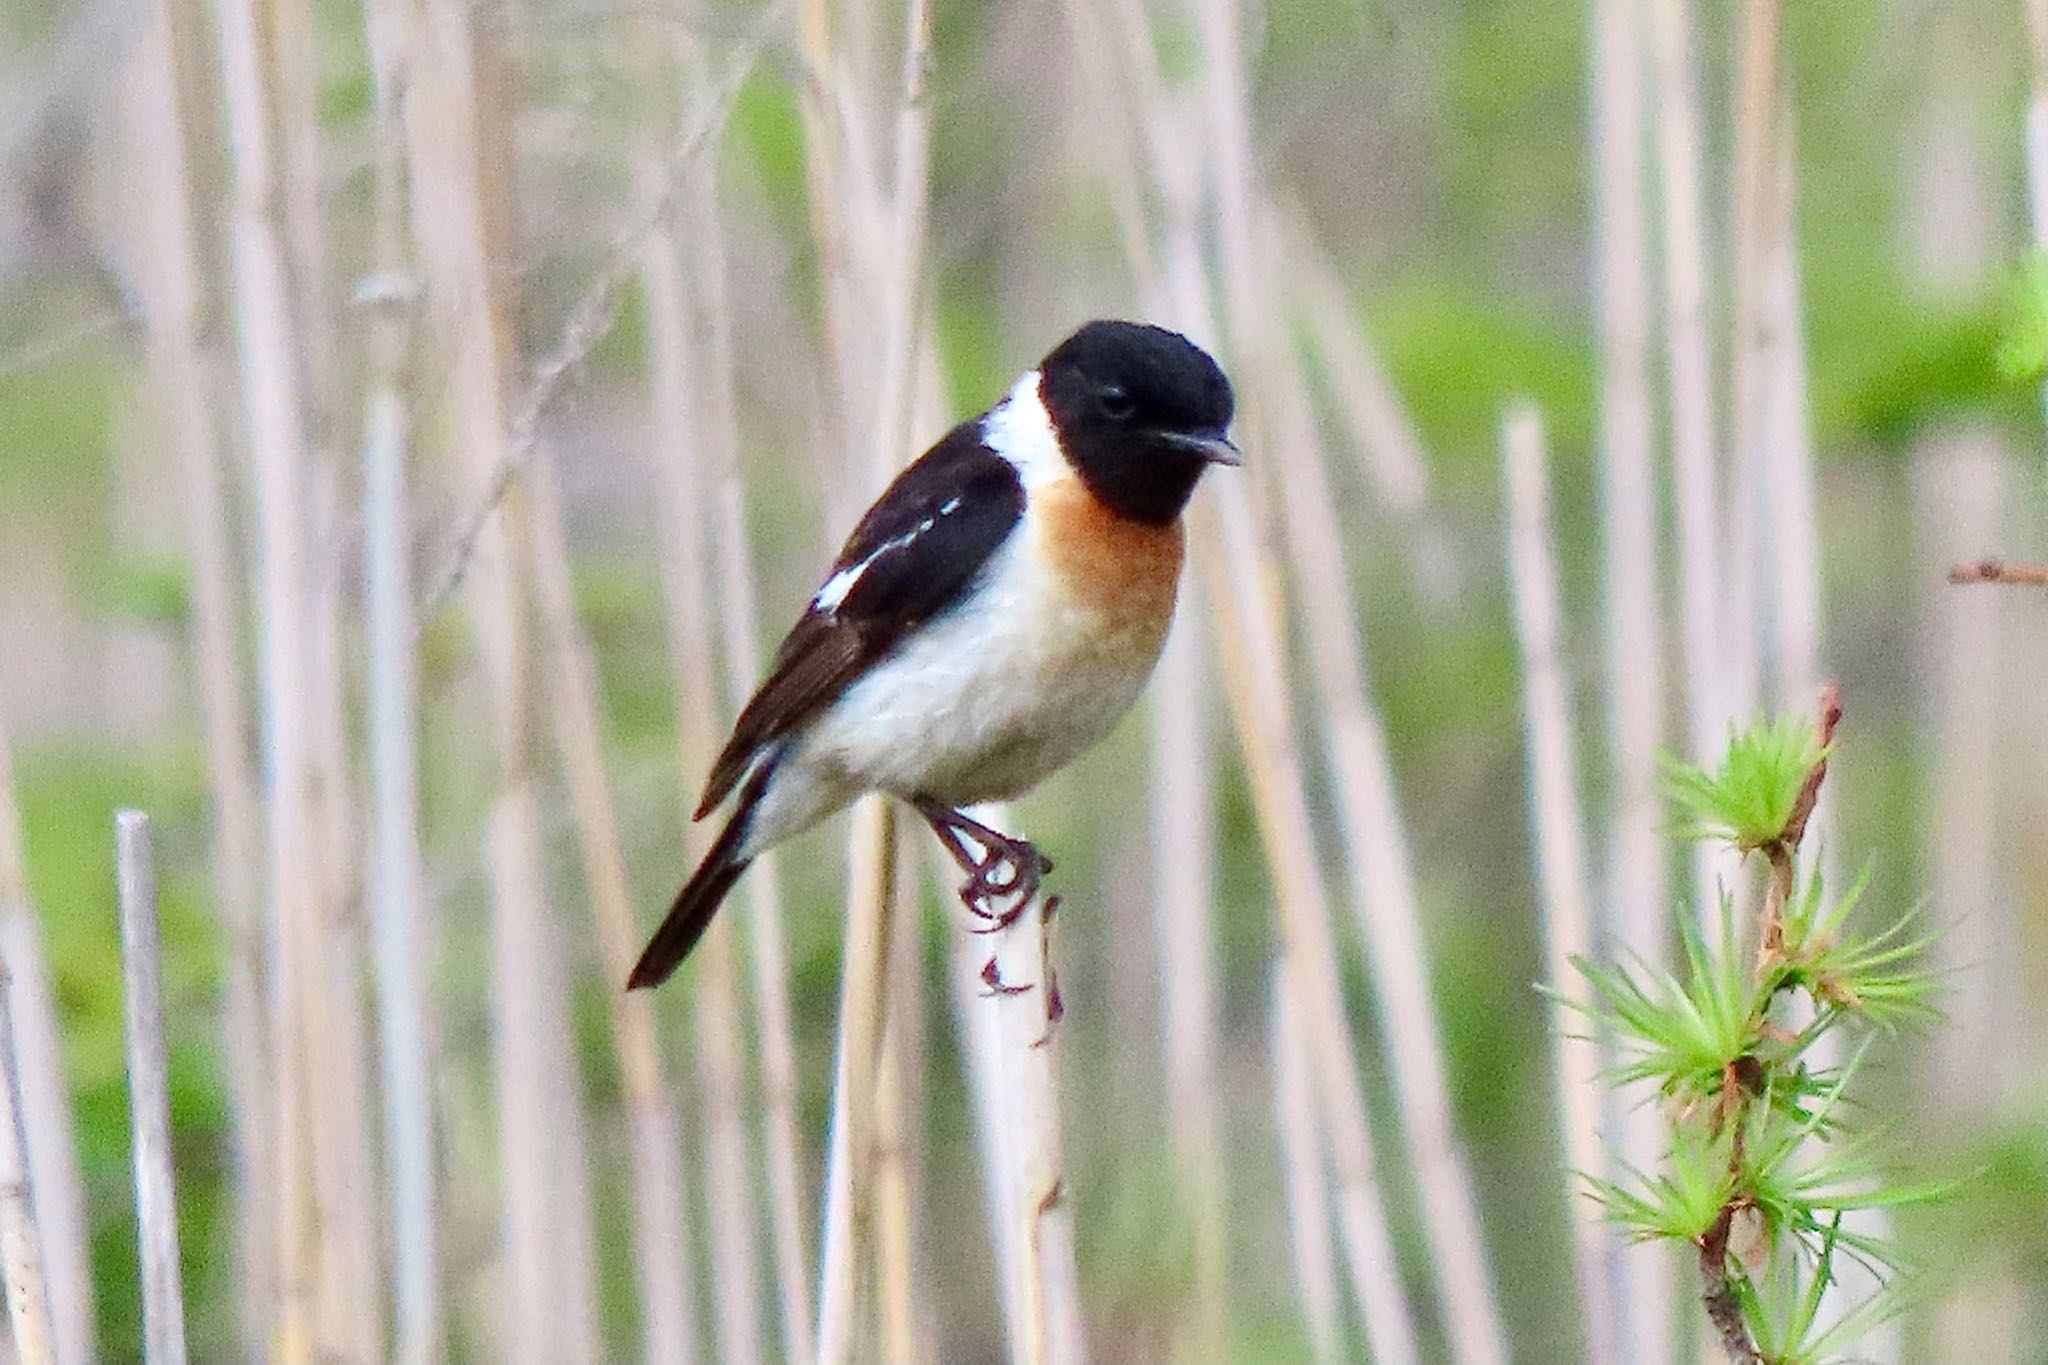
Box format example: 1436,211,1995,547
0,928,56,1365
115,812,191,1365
1501,402,1621,1365
1588,0,1676,1353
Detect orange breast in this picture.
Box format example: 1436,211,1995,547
1033,475,1185,630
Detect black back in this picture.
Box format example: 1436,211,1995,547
1038,321,1235,526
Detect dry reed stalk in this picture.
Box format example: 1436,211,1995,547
1145,609,1230,1361
208,0,324,1335
816,797,900,1365
2024,0,2048,447
1270,960,1343,1365
871,936,925,1365
358,0,442,1355
129,0,274,1340
1278,216,1461,602
1723,0,1785,726
0,693,80,1365
1257,225,1509,1365
1646,0,1736,921
403,2,602,1357
0,948,55,1365
1198,492,1421,1365
633,39,769,1365
1500,402,1622,1365
114,812,191,1365
305,502,385,1365
942,863,1020,1348
706,282,818,1365
267,0,337,426
1587,0,1676,1355
1917,438,2012,1109
523,457,699,1365
1761,121,1822,719
1192,0,1505,1352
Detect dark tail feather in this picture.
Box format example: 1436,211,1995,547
628,760,771,990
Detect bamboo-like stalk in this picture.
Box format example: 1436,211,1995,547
0,689,89,1365
524,453,700,1365
1586,1,1675,1356
131,0,272,1340
115,812,191,1365
871,905,926,1365
0,908,56,1365
1192,0,1505,1351
403,2,602,1358
1500,402,1621,1365
1198,492,1421,1365
1270,960,1342,1365
979,804,1087,1365
305,493,384,1365
815,796,900,1365
1258,224,1508,1365
2022,0,2048,452
207,0,322,1336
1722,0,1784,726
358,0,441,1354
1145,606,1229,1362
636,32,767,1365
705,270,818,1365
1280,217,1461,603
1646,0,1730,911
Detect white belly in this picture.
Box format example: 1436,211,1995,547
813,527,1171,801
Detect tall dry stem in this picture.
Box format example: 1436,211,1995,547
1587,0,1676,1354
524,454,700,1365
358,0,442,1352
1501,402,1621,1365
1270,961,1343,1365
0,907,56,1365
0,681,89,1365
1646,0,1732,914
115,812,191,1365
1259,235,1506,1365
208,0,323,1334
404,2,602,1357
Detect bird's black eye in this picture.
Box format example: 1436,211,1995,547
1098,384,1136,420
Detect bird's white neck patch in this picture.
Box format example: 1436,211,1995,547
980,371,1069,491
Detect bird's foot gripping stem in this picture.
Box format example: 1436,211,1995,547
912,799,1054,932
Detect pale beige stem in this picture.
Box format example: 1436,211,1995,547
1587,1,1675,1355
1199,491,1420,1365
404,3,601,1357
1259,225,1507,1365
1270,960,1342,1365
207,0,321,1334
115,813,191,1365
1146,607,1229,1361
1501,402,1623,1365
816,798,900,1365
0,914,56,1365
525,454,699,1365
1646,0,1731,916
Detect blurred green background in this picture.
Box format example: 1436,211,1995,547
4,0,2048,1361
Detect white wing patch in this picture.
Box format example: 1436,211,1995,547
810,498,966,614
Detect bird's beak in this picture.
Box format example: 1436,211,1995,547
1165,430,1242,466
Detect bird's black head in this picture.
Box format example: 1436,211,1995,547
1038,320,1238,526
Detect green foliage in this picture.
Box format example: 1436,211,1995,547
1997,251,2048,386
1574,713,1947,1365
1663,715,1825,851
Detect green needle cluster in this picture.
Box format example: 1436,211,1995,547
1567,696,1947,1365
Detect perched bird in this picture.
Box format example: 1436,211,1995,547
628,319,1238,989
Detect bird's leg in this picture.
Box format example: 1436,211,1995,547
911,798,1053,930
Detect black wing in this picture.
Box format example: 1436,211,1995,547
694,421,1027,816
